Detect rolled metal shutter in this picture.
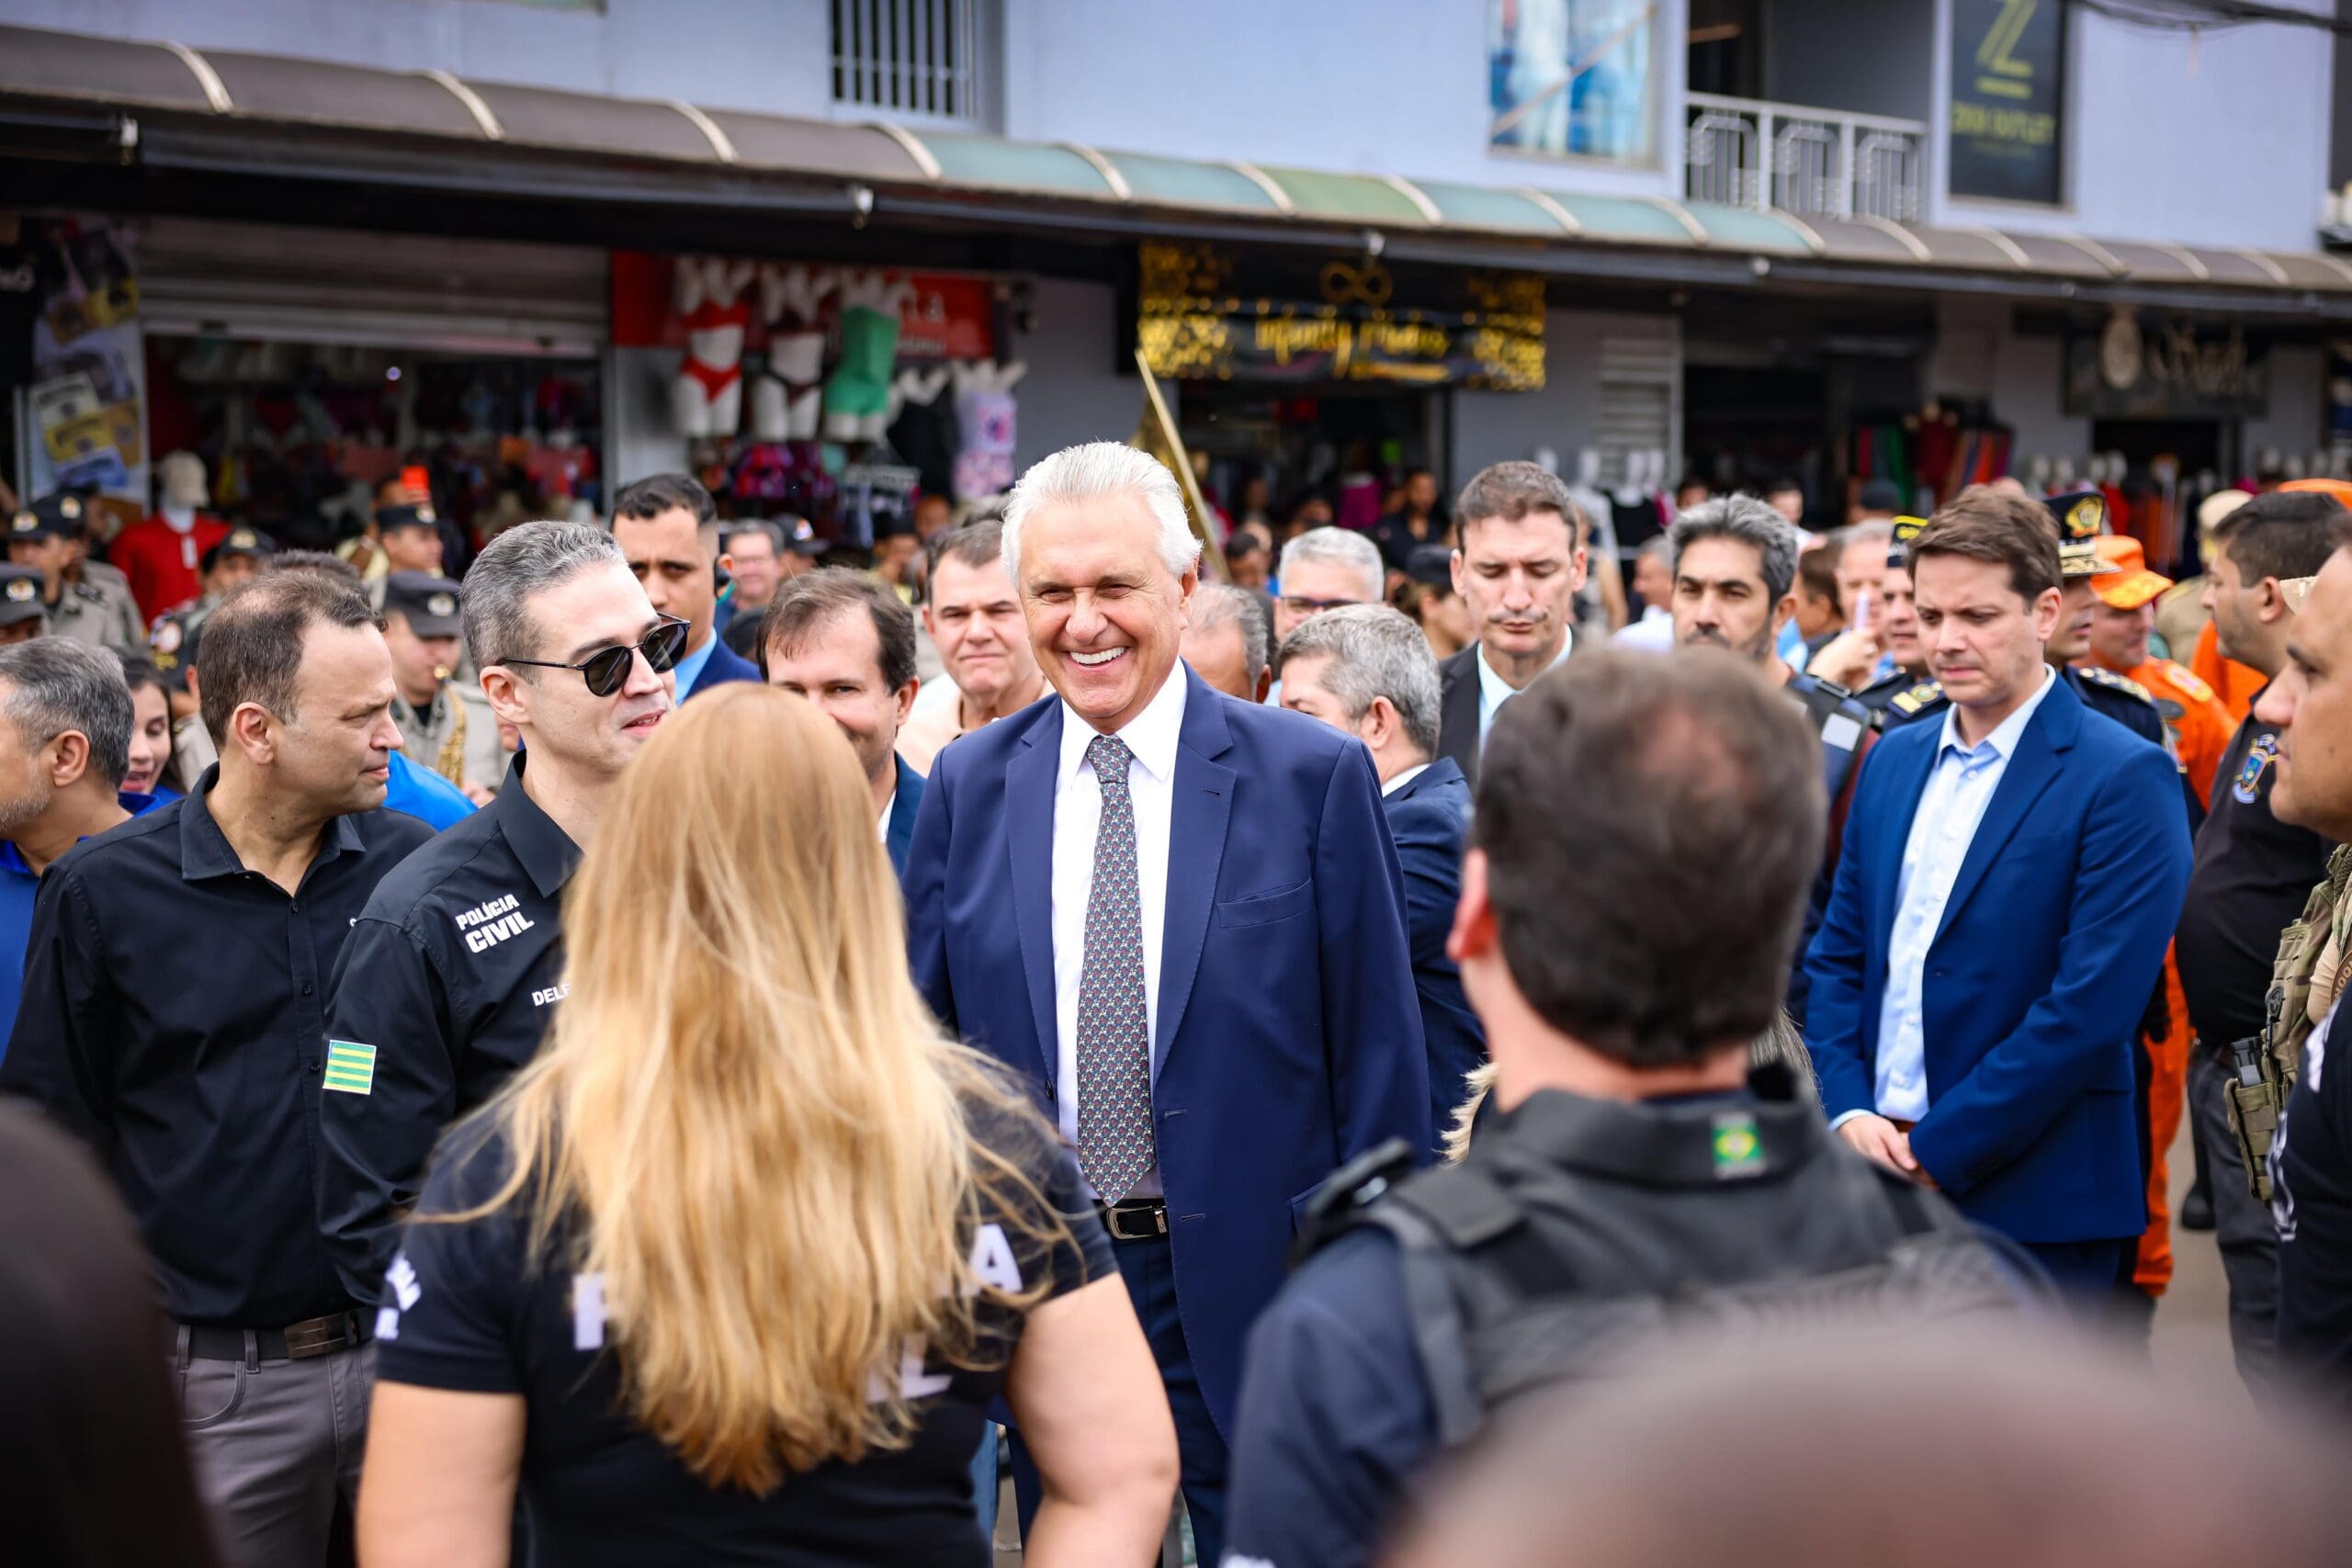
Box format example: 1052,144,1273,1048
136,215,607,355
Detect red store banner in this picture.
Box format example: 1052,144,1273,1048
609,252,995,362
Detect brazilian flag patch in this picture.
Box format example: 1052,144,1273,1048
323,1040,377,1097
1711,1112,1765,1180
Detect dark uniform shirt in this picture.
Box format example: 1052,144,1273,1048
2272,1003,2352,1404
374,1101,1114,1568
0,770,431,1327
1222,1080,2039,1568
320,758,577,1303
2177,700,2333,1056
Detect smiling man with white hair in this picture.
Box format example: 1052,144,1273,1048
906,440,1430,1562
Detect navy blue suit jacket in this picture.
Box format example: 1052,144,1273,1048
1382,759,1485,1144
905,666,1431,1434
1803,673,2190,1244
886,754,924,881
682,636,762,701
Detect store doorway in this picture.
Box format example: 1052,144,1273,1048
1684,361,1829,522
1178,386,1442,540
144,334,602,566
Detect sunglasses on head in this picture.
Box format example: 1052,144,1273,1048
504,615,690,696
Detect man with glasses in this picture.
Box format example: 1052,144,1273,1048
1270,526,1384,704
319,523,680,1306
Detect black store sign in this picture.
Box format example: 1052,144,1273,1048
2064,310,2271,421
1949,0,2066,206
1136,242,1544,391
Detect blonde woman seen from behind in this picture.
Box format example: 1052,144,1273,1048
358,684,1177,1568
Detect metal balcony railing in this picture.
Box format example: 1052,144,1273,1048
1685,93,1927,223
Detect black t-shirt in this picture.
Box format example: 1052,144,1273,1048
2177,703,2332,1055
374,1103,1112,1568
2274,1005,2352,1404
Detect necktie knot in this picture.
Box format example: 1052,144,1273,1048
1087,733,1134,792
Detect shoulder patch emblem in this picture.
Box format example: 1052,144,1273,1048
322,1040,377,1096
2234,733,2281,805
2082,665,2153,702
2165,661,2216,705
1889,681,1943,716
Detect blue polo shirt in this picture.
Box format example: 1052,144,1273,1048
0,792,170,1055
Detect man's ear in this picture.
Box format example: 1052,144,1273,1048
45,729,92,790
1448,847,1498,967
226,701,276,765
480,665,531,731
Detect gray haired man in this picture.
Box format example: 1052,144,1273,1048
1281,604,1485,1143
320,521,682,1306
1668,493,1874,1026
1273,525,1385,643
0,638,137,1031
1182,582,1273,704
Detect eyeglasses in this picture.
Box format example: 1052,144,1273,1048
1280,595,1369,617
503,616,690,697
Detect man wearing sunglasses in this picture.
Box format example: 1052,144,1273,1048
318,522,679,1307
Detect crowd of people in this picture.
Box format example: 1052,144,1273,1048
6,435,2352,1568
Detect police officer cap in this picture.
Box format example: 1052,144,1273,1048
1406,543,1456,591
784,515,828,558
382,571,463,638
376,502,439,535
0,564,44,626
8,491,87,542
2041,488,2121,580
200,526,278,574
1886,515,1929,570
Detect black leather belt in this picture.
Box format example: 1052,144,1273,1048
1096,1198,1169,1243
181,1311,372,1363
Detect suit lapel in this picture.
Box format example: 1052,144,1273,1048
1871,737,1940,948
1005,712,1061,1081
1933,686,2076,943
1155,671,1234,1075
886,757,922,877
1440,647,1483,788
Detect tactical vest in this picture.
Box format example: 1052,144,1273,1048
1786,673,1874,805
1301,1073,2026,1449
2228,842,2352,1201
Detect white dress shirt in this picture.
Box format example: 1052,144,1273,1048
1051,669,1188,1199
876,789,893,844
1611,608,1676,652
1381,761,1430,798
1475,629,1573,750
1859,666,2057,1124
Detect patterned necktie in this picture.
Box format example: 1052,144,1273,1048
1076,732,1154,1200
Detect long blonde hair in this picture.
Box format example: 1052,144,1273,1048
464,683,1054,1493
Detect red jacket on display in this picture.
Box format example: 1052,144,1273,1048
113,513,230,626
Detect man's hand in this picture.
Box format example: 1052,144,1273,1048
1806,628,1882,691
1838,1112,1928,1182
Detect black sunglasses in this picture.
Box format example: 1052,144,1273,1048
504,616,690,697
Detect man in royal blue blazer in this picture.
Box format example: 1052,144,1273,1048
905,442,1430,1561
613,473,762,702
1805,486,2191,1296
1279,604,1485,1143
754,568,926,879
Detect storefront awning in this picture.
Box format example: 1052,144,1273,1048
8,21,2352,311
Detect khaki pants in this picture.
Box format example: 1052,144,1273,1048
176,1331,374,1568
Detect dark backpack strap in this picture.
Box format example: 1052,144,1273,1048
1360,1204,1489,1450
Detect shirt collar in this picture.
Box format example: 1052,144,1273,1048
494,753,583,899
1936,663,2056,761
1476,629,1573,711
178,765,366,883
1382,761,1430,797
669,631,717,697
1057,665,1190,789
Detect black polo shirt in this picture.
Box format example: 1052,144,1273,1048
2177,702,2334,1057
0,770,432,1328
319,757,578,1303
374,1101,1111,1568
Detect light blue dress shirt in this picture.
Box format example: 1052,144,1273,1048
1866,666,2058,1122
668,632,716,699
1476,631,1573,750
